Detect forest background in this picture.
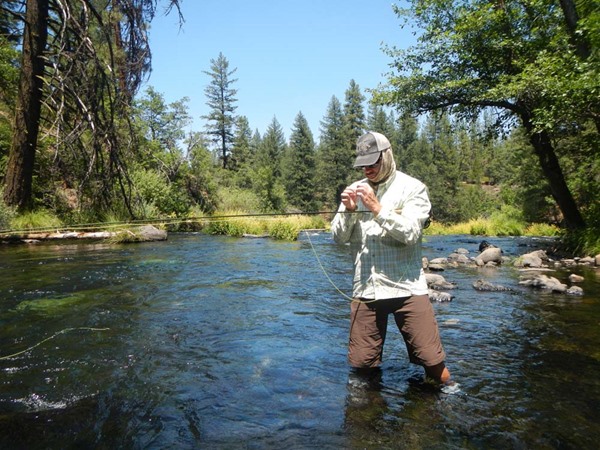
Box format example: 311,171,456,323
0,1,598,254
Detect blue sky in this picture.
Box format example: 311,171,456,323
145,0,415,141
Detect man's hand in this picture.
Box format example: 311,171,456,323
356,183,381,216
341,186,358,211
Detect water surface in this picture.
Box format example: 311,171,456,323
1,233,599,449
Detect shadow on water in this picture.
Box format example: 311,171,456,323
1,233,599,449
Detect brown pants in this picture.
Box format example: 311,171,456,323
348,295,446,368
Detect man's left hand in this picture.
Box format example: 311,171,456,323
356,184,381,216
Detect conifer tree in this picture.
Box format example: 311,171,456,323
315,96,345,208
282,112,316,211
251,117,287,211
202,52,238,169
367,104,395,138
230,116,253,171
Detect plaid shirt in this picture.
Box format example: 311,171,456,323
331,171,431,300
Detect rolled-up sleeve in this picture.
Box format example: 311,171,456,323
331,204,359,244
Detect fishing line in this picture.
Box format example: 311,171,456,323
303,230,377,304
0,327,110,360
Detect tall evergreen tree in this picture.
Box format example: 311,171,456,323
342,79,366,147
230,115,253,171
252,117,287,212
202,52,238,170
393,111,419,170
367,103,395,137
315,95,345,208
282,111,316,211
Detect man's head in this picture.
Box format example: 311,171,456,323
353,132,391,169
354,131,396,184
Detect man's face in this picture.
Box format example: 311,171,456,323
362,153,382,180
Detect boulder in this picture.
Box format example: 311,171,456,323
426,273,456,290
566,286,584,296
515,251,545,268
475,247,503,266
137,225,168,242
578,256,595,266
568,273,584,283
596,254,600,266
472,279,512,292
448,253,471,264
519,274,567,293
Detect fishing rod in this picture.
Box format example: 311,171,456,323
0,210,363,237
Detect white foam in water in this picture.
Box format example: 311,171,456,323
440,382,462,395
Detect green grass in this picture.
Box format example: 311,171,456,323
425,217,562,237
9,210,63,232
203,211,327,240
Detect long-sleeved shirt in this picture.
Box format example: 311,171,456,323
330,170,431,300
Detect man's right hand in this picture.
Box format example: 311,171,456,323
341,186,358,211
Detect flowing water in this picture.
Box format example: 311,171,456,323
1,233,599,449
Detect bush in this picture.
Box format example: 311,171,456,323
10,209,63,231
130,168,190,218
217,187,261,212
0,199,15,231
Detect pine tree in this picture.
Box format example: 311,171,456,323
251,117,287,212
282,112,316,211
230,116,253,171
315,96,346,208
202,52,238,169
367,103,395,138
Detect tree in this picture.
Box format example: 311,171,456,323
315,95,345,208
2,0,183,213
230,115,253,172
202,52,238,170
134,86,190,181
185,130,218,213
282,111,316,211
379,0,597,230
3,0,48,211
251,117,287,212
367,103,395,138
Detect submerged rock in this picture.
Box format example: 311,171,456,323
472,279,512,292
428,289,454,302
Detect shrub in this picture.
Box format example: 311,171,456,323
10,209,63,232
0,199,15,231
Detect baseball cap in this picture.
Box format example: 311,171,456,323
353,132,391,168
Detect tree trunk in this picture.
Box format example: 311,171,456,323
3,0,48,211
522,115,586,230
559,0,590,59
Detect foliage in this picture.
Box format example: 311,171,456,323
9,209,62,231
129,167,190,218
203,213,326,241
282,112,317,212
378,0,597,230
217,186,261,212
0,196,15,230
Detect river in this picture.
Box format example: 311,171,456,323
1,233,599,449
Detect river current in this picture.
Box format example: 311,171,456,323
1,232,599,449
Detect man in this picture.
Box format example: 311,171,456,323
331,131,456,391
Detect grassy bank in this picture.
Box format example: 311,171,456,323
3,208,599,255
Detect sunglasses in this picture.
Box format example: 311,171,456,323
363,153,382,169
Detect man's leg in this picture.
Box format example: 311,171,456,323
348,300,388,368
